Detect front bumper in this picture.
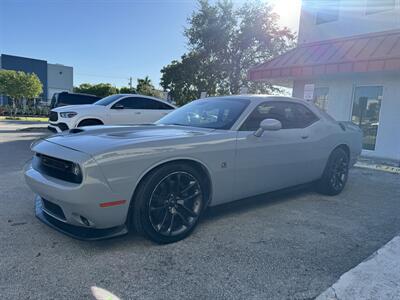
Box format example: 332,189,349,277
24,140,131,240
48,122,69,133
25,163,129,227
35,196,128,240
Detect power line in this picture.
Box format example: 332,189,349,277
75,72,129,80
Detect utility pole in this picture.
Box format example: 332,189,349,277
128,77,133,93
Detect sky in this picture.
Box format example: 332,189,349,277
0,0,301,88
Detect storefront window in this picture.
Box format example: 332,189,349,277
315,0,340,24
366,0,395,15
313,87,329,111
351,86,383,151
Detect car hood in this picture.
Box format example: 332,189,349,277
41,125,215,156
52,104,104,112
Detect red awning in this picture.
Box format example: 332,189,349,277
249,30,400,81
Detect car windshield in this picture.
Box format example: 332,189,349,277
156,98,250,130
94,94,124,106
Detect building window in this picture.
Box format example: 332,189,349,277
351,86,383,151
313,87,329,111
316,0,340,24
366,0,396,15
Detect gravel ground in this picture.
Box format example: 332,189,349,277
1,125,399,300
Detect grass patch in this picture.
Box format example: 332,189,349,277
0,116,48,122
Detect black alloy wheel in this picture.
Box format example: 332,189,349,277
148,171,202,237
317,147,349,196
131,163,207,244
329,155,348,192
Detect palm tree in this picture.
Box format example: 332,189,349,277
136,76,159,97
136,76,152,90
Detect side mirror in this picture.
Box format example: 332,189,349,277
112,103,124,110
254,118,282,137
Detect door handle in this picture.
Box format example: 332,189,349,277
301,135,309,139
135,112,141,115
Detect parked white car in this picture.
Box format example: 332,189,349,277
48,94,175,133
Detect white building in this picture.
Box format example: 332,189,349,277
249,0,400,163
0,54,73,105
47,63,74,103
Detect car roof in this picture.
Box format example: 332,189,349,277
117,93,163,100
204,94,308,104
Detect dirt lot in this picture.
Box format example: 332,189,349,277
1,122,399,299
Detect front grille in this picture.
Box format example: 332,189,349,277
33,153,82,184
57,123,69,131
42,198,66,220
49,111,58,122
48,123,69,133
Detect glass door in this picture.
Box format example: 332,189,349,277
351,86,383,150
313,87,329,111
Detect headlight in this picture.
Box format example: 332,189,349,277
60,112,77,118
71,163,82,177
34,153,83,184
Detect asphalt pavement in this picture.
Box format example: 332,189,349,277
1,122,399,299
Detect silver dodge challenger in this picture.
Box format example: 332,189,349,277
25,95,362,243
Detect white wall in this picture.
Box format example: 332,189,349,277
47,64,73,101
294,74,400,161
299,0,400,44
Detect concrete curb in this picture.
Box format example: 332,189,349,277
317,236,400,300
355,162,400,174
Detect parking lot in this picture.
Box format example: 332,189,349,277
1,122,400,300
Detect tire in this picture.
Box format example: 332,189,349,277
78,119,103,127
317,147,349,196
131,162,208,244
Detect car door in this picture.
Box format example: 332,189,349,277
139,99,174,123
234,100,321,200
109,97,147,124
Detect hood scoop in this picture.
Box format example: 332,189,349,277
69,128,85,134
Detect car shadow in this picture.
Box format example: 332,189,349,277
202,183,315,222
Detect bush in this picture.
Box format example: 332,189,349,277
0,104,49,117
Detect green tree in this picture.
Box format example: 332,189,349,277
136,76,161,98
161,53,207,106
0,70,43,117
161,0,295,105
119,86,136,94
74,83,119,98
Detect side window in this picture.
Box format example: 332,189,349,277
366,0,395,15
145,99,173,110
315,0,340,24
112,97,146,109
155,101,174,110
240,101,318,131
64,94,75,105
293,103,319,128
112,97,173,110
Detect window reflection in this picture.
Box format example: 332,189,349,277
313,87,329,111
351,86,383,150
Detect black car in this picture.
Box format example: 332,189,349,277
50,92,101,109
